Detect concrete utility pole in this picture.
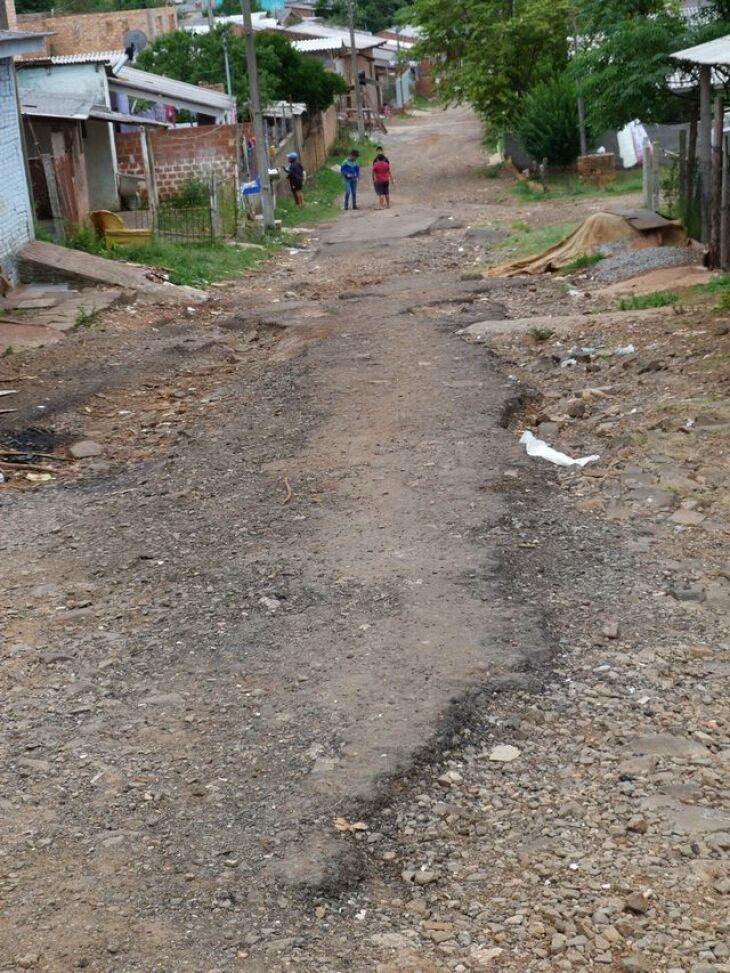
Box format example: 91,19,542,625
346,0,365,139
207,0,215,30
241,0,275,230
222,29,233,97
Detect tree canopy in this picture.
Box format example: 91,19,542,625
574,0,730,132
135,27,348,115
407,0,730,162
407,0,571,128
315,0,409,34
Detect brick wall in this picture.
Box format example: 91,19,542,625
0,0,17,31
17,5,177,59
0,59,34,283
115,124,238,200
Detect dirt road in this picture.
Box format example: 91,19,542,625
3,107,729,973
0,107,537,970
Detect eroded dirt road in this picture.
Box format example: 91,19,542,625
4,107,729,973
0,108,546,970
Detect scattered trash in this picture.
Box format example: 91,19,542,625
0,472,4,483
614,343,636,356
0,390,17,397
334,817,368,833
488,744,521,763
25,472,53,482
560,358,578,368
259,595,281,612
520,430,600,468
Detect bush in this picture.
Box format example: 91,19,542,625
516,75,583,168
168,177,210,207
64,223,106,256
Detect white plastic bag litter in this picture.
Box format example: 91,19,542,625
520,430,600,468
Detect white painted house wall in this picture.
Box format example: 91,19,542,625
0,57,34,283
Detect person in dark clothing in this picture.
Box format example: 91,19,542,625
284,151,305,207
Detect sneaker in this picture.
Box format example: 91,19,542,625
352,205,359,210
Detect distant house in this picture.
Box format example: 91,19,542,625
15,5,178,60
0,27,45,283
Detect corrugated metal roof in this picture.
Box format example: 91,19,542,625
20,89,93,120
50,50,125,65
19,87,169,126
292,37,345,53
109,64,236,119
671,34,730,65
285,21,385,50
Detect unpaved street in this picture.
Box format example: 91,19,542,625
2,108,730,973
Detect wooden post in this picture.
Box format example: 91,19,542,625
40,154,64,225
140,130,158,232
722,134,730,270
710,95,723,268
698,64,713,243
209,173,220,240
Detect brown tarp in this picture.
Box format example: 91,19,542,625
486,212,688,277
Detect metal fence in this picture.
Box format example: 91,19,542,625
122,174,238,242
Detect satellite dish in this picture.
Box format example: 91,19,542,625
123,29,148,60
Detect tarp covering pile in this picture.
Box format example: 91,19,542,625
486,212,687,277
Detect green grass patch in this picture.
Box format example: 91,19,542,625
480,164,503,179
113,239,270,288
74,306,101,329
528,326,555,342
511,167,645,203
560,253,604,274
618,290,679,310
495,219,578,261
693,272,730,293
276,136,377,228
413,94,436,111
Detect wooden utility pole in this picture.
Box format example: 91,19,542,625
698,63,712,243
346,0,365,138
241,0,275,230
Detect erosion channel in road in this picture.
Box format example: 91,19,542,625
1,108,557,969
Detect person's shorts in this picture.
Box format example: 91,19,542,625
374,180,390,196
289,181,303,193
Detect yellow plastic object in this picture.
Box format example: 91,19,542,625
90,210,152,247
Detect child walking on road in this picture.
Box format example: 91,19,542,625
340,149,360,210
372,152,393,208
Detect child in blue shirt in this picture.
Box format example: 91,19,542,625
340,149,360,210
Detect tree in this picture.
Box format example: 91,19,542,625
407,0,571,128
516,74,583,166
135,26,347,115
574,0,730,132
315,0,409,34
